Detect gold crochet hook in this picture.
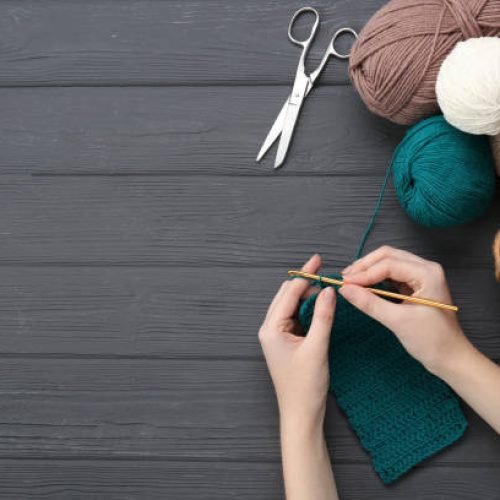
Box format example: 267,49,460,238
288,270,458,312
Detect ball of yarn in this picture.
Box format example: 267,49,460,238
349,0,500,125
391,115,496,227
436,37,500,135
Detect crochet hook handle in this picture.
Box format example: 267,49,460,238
288,270,458,312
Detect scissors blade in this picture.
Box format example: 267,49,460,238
274,98,303,169
256,97,290,162
274,77,309,169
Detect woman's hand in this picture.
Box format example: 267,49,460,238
339,245,500,435
259,253,335,430
339,245,468,375
259,253,339,500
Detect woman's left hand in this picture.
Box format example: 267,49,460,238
258,254,336,431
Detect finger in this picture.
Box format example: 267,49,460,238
263,279,290,326
265,279,289,317
306,286,336,349
339,284,404,331
272,253,321,320
272,253,320,311
264,253,320,328
342,257,427,290
342,246,424,276
303,253,321,271
346,258,452,304
343,246,424,276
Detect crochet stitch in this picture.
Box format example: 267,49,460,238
298,278,468,483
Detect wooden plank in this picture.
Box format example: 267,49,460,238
0,175,497,267
0,86,403,176
0,0,385,86
0,358,498,464
0,460,498,500
0,266,498,359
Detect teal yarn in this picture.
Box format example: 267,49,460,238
391,115,496,227
298,278,467,484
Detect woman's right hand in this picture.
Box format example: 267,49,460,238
338,246,471,376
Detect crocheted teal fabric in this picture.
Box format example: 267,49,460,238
298,276,468,484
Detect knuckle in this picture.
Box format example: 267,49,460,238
318,308,333,323
258,327,266,343
383,259,393,272
353,291,371,313
363,296,375,316
429,261,445,277
362,269,376,284
314,300,329,318
376,245,394,259
313,300,334,326
361,260,388,284
276,280,289,295
312,315,332,334
376,259,391,275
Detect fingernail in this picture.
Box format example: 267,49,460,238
305,253,318,265
322,286,335,303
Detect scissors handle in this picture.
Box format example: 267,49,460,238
309,27,358,85
330,27,358,59
288,7,320,74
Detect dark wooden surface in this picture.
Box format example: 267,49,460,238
0,1,498,498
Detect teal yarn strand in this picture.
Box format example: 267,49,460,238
391,115,496,228
354,159,393,260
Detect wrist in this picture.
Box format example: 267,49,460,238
280,411,325,443
428,335,477,382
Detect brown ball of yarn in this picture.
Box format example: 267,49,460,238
349,0,500,125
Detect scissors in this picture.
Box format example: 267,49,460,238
256,7,358,169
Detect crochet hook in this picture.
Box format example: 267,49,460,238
287,270,458,312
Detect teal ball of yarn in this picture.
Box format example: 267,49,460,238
391,115,496,227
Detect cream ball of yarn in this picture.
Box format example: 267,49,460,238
436,37,500,136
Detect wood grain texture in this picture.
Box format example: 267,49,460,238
0,86,403,175
0,0,385,86
0,267,498,359
0,175,497,267
0,460,498,500
0,358,498,465
0,0,497,496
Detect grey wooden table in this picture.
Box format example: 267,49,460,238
0,1,498,498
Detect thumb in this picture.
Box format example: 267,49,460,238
339,284,401,331
307,287,336,349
